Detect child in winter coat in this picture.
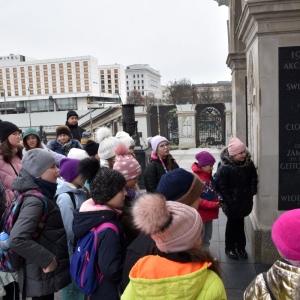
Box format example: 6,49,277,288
10,149,71,300
74,158,128,300
192,151,223,252
121,194,227,300
113,143,142,244
55,157,87,300
217,138,258,260
243,209,300,300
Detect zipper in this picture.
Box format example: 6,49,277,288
81,251,89,287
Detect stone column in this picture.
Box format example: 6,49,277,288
158,106,168,138
224,103,233,146
176,104,196,149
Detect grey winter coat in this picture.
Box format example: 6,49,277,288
9,169,71,297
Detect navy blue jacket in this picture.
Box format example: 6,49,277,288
47,139,82,156
73,209,127,300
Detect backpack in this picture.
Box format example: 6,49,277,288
213,161,229,187
70,222,119,295
54,192,76,209
0,189,48,272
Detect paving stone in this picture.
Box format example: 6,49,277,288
219,242,254,264
211,226,219,242
254,264,272,275
219,225,226,242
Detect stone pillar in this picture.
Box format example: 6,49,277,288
224,103,233,146
227,53,247,144
158,107,168,138
176,104,196,149
149,106,159,136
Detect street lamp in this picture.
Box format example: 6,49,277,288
115,89,123,104
49,96,60,111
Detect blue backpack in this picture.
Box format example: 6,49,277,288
70,222,119,295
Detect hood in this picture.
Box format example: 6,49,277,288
150,152,175,163
191,163,211,181
55,179,87,197
73,200,118,239
11,168,42,194
220,147,252,169
129,255,211,298
22,143,48,156
66,121,78,128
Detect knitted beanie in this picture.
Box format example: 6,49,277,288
0,121,20,142
56,125,70,137
67,110,78,120
84,140,99,156
97,127,120,160
133,194,203,254
59,158,80,183
228,138,246,156
115,131,135,148
77,157,127,204
113,143,141,180
67,148,89,160
272,209,300,261
23,128,41,144
22,148,56,177
157,168,204,206
195,151,216,168
147,136,169,154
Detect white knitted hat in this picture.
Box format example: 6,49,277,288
115,131,135,148
67,148,89,160
97,127,120,160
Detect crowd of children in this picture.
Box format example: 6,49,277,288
0,117,299,300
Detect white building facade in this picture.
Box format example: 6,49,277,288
125,64,162,100
0,54,126,113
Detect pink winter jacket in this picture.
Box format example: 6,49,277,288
0,150,22,205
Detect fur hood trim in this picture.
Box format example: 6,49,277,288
220,147,252,169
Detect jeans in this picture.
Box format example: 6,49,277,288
225,217,246,252
201,220,213,249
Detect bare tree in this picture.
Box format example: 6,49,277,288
126,90,144,105
197,85,232,104
166,78,197,104
145,92,158,106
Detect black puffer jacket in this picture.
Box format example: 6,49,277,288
66,121,85,142
143,154,179,192
216,148,258,219
10,169,71,297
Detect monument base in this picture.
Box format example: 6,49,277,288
179,138,196,149
245,213,280,264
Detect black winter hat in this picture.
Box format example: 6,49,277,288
78,157,127,204
67,110,78,120
0,120,20,142
84,140,99,156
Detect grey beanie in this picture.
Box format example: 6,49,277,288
22,148,56,177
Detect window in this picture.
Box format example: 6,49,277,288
76,68,80,73
115,79,118,84
36,72,40,77
134,81,135,84
142,80,144,83
14,79,18,84
142,86,144,89
101,70,104,74
133,75,135,78
52,76,56,81
114,69,118,73
84,80,89,85
68,75,72,80
108,75,111,79
108,80,111,84
142,91,144,95
126,81,128,84
37,90,41,94
138,86,140,89
141,74,143,78
22,91,26,95
7,80,10,85
21,73,24,78
115,74,118,79
45,89,49,94
84,68,88,73
101,80,104,84
108,85,111,89
53,82,57,87
108,90,112,94
69,87,73,92
29,72,32,77
6,68,9,73
59,63,63,68
35,66,39,70
43,65,47,70
28,66,32,71
14,74,17,78
137,75,139,78
68,81,72,86
134,86,136,89
127,92,129,96
0,69,2,73
84,74,88,79
68,69,72,74
60,82,64,86
51,64,55,69
15,91,19,96
53,88,57,93
76,75,80,79
60,76,64,81
60,70,64,75
126,75,128,79
67,63,71,68
101,89,105,93
44,71,48,76
36,78,40,82
77,87,81,91
44,77,48,82
6,74,10,79
0,75,2,80
76,81,80,86
14,85,18,90
83,61,88,66
13,68,17,73
52,70,56,75
127,87,129,90
21,67,24,72
7,92,11,97
37,83,41,88
85,86,89,91
29,78,33,83
61,88,65,93
45,83,49,88
75,62,80,67
29,84,33,89
30,90,34,95
22,80,25,85
107,70,111,74
115,84,119,88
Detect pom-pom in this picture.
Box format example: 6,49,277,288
147,137,153,143
96,127,112,143
114,143,129,156
132,194,170,235
77,157,100,183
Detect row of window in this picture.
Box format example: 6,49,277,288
101,90,118,94
0,61,88,73
101,79,119,84
127,91,145,96
126,80,144,84
100,74,118,79
126,74,143,79
0,71,89,80
100,69,119,74
2,82,89,91
1,80,89,87
127,86,144,90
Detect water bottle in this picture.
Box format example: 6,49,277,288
0,232,10,251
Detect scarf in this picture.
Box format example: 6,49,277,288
32,176,58,198
125,187,136,201
56,138,73,155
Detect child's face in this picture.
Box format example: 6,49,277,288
233,151,247,162
71,174,86,188
8,131,21,147
128,146,135,156
125,177,138,190
201,163,214,173
26,134,38,149
107,187,127,208
39,163,60,183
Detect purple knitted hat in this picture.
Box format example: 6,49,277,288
147,135,169,154
59,158,81,183
195,151,216,168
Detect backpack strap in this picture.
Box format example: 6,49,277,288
9,163,19,177
54,192,76,209
262,272,276,300
92,223,119,253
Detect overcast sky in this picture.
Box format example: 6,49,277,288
1,0,230,85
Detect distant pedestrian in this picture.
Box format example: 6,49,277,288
143,135,179,192
84,140,100,162
55,158,87,300
192,151,223,252
66,110,85,141
97,127,119,168
22,127,64,166
74,157,128,300
243,209,300,299
121,194,227,300
47,125,83,156
10,149,71,300
113,143,142,244
80,131,94,146
217,138,257,260
0,120,22,205
115,131,135,157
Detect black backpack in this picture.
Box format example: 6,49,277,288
55,192,76,209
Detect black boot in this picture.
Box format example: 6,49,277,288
225,249,238,260
237,250,248,259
